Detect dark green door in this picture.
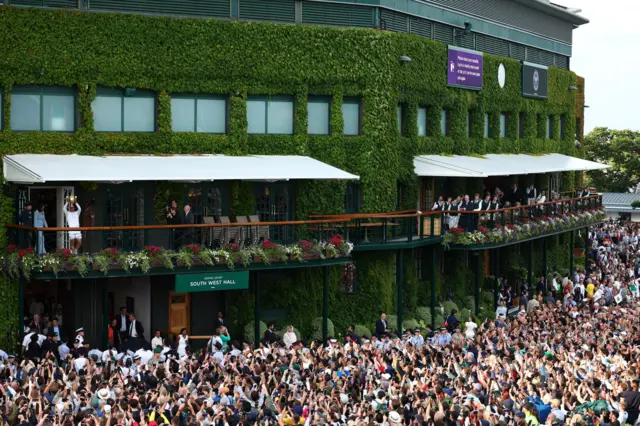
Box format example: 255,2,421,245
184,184,227,246
253,183,291,243
104,185,146,251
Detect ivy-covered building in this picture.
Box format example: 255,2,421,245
0,0,606,349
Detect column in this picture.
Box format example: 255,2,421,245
103,282,109,348
569,230,575,273
322,265,329,342
494,249,500,309
584,227,589,273
430,247,436,329
474,251,480,316
542,238,548,279
527,241,533,291
18,276,24,344
254,272,260,345
397,249,404,335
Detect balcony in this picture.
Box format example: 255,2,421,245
3,218,356,280
439,194,605,249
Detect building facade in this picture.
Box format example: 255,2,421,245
0,0,603,349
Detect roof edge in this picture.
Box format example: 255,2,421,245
511,0,589,25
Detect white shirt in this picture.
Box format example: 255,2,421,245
151,336,164,349
63,203,82,228
74,357,87,372
119,314,128,332
58,343,70,359
129,321,138,338
283,332,297,349
75,334,84,345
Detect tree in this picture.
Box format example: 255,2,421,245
584,127,640,193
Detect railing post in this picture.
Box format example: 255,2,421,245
569,230,575,273
323,265,329,342
397,249,403,335
430,214,434,236
382,218,387,244
254,272,261,346
430,247,436,330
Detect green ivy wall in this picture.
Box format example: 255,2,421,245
0,7,581,344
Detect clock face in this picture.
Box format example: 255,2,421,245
498,63,506,88
533,70,540,92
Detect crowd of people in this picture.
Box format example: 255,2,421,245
1,219,639,426
430,186,591,232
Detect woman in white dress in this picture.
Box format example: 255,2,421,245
176,328,189,357
464,316,478,339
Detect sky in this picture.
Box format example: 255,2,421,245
570,0,640,134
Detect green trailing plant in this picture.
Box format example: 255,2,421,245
73,253,91,277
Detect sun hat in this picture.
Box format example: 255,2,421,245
97,388,110,400
389,411,402,423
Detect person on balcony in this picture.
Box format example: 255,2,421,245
526,183,537,205
166,206,182,249
19,200,34,249
182,204,195,245
509,183,522,205
34,204,48,255
459,194,472,231
472,193,482,230
432,196,444,211
489,195,501,225
63,199,82,254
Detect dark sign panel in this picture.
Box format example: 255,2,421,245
522,62,548,99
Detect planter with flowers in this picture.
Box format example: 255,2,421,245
143,245,174,270
254,240,287,264
325,235,353,258
92,248,120,274
5,245,39,280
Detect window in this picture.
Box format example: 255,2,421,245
546,116,552,139
518,112,525,138
308,96,330,135
484,113,489,138
466,111,472,137
11,86,75,132
560,115,566,140
247,96,294,135
415,248,423,280
500,112,508,138
342,97,361,136
93,88,155,132
418,107,428,136
397,104,403,135
441,109,449,136
171,96,227,133
344,183,361,213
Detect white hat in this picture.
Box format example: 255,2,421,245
76,327,84,333
103,405,112,414
389,411,402,424
381,373,391,380
97,388,110,400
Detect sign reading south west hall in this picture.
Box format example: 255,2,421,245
175,271,249,293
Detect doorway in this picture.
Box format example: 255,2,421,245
168,292,191,336
29,186,75,249
254,183,291,242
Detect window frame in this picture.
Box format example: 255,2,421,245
342,97,362,136
93,87,156,133
11,86,77,133
499,112,508,138
247,95,295,135
170,94,228,134
418,106,428,137
307,95,331,135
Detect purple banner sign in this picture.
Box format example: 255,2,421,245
447,46,483,90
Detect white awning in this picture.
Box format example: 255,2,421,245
414,153,610,177
3,154,359,184
414,157,487,178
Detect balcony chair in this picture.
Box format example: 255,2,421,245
220,216,241,244
249,215,270,242
235,216,251,244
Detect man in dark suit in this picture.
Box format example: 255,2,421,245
459,195,473,232
115,306,130,346
263,322,279,345
375,313,389,337
182,204,195,245
345,324,361,344
166,206,182,249
510,184,522,205
127,312,146,351
215,312,225,329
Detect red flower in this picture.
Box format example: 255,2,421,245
184,244,200,253
18,249,26,258
56,248,72,260
262,240,276,250
6,244,17,253
478,226,489,233
144,245,162,255
26,247,34,254
330,235,344,246
225,243,240,252
298,240,312,250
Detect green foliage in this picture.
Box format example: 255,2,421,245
354,324,372,338
632,200,640,209
584,128,640,192
442,300,459,316
402,318,419,331
243,321,267,343
310,317,335,341
415,306,432,327
0,276,19,350
384,315,398,332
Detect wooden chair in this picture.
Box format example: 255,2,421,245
203,217,220,247
220,216,240,244
235,216,250,244
249,215,269,242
